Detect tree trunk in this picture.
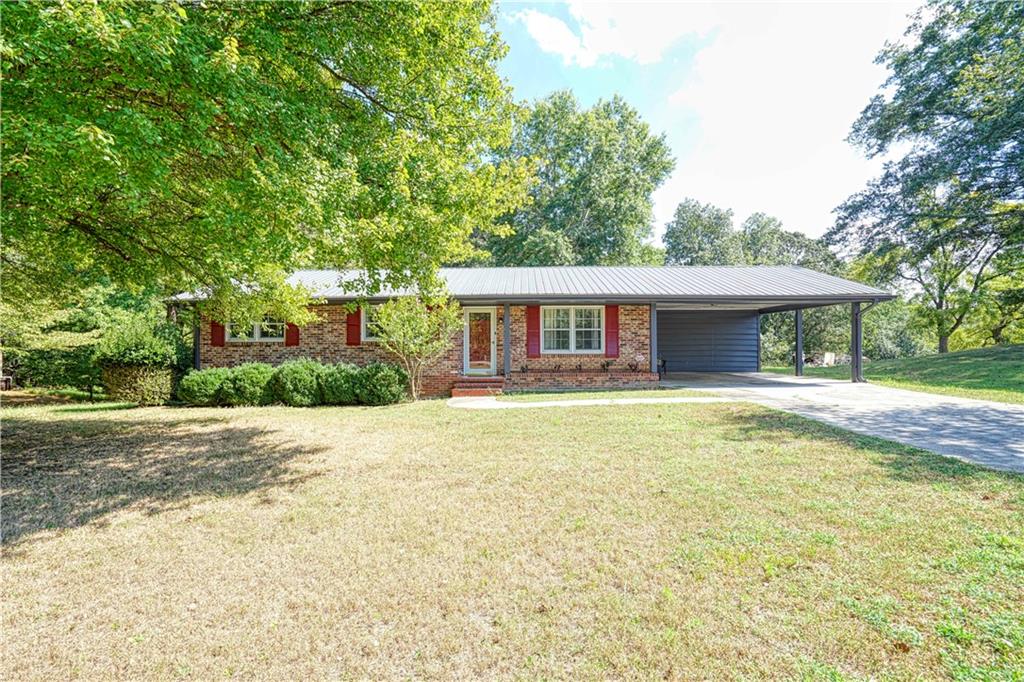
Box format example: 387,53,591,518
938,335,949,353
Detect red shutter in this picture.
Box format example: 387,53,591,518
605,305,619,358
285,323,299,346
346,308,361,346
526,305,541,358
210,321,225,347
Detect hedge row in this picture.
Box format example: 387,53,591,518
102,366,175,406
177,359,408,407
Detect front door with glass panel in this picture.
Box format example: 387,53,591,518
464,308,496,375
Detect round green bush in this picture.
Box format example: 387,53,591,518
101,366,174,405
177,367,232,406
219,363,274,406
355,362,409,406
319,363,360,406
268,358,325,407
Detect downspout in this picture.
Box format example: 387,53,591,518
851,298,881,383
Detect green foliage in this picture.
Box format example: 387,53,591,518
218,363,274,407
864,299,931,360
0,285,162,390
177,368,233,407
486,90,675,266
372,297,461,399
94,318,183,369
177,360,409,407
268,359,326,407
355,363,409,406
2,0,530,318
663,199,842,273
318,363,360,406
663,199,742,265
829,1,1024,352
101,366,173,406
834,1,1023,246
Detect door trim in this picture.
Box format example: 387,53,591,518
463,307,497,375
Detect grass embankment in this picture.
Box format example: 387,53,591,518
3,400,1021,679
768,343,1024,404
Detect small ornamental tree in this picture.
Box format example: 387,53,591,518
372,297,463,400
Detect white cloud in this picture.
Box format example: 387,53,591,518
511,2,914,239
513,2,711,67
653,3,913,238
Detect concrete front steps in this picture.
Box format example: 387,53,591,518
450,375,505,397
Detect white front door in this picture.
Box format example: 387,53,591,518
463,307,497,375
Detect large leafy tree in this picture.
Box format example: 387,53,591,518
854,211,1023,352
663,199,741,266
828,0,1023,351
2,1,529,324
486,91,674,266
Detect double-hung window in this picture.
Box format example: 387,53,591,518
541,306,603,354
227,317,285,342
361,305,381,342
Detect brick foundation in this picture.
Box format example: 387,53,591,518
505,370,659,391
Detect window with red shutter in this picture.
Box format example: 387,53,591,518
210,321,225,347
526,306,541,358
605,305,619,358
346,309,361,346
285,323,300,346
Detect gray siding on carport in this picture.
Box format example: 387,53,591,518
657,311,759,372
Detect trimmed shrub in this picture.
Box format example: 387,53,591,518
95,318,182,369
355,362,409,406
319,363,360,406
268,358,325,407
178,367,232,406
101,366,174,405
219,363,274,406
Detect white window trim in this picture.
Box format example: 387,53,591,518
226,320,286,343
361,305,381,342
540,305,604,355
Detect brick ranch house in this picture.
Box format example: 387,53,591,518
180,266,892,397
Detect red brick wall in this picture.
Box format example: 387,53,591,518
199,305,464,398
504,304,655,389
198,303,656,397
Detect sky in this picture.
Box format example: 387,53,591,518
495,1,915,243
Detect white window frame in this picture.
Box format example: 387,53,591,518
361,305,381,342
540,305,604,355
226,317,286,343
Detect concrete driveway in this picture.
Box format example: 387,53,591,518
662,372,1024,474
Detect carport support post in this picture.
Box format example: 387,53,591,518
794,309,804,377
851,302,864,382
650,303,658,374
503,303,511,377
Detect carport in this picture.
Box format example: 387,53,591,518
649,268,893,382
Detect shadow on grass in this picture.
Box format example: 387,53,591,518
52,402,138,413
714,406,1024,486
2,412,326,547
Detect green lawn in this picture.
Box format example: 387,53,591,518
3,400,1021,679
767,344,1024,404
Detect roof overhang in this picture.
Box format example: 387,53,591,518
304,293,895,313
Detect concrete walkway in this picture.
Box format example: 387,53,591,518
448,395,736,410
663,372,1024,474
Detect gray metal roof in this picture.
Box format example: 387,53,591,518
177,266,891,310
